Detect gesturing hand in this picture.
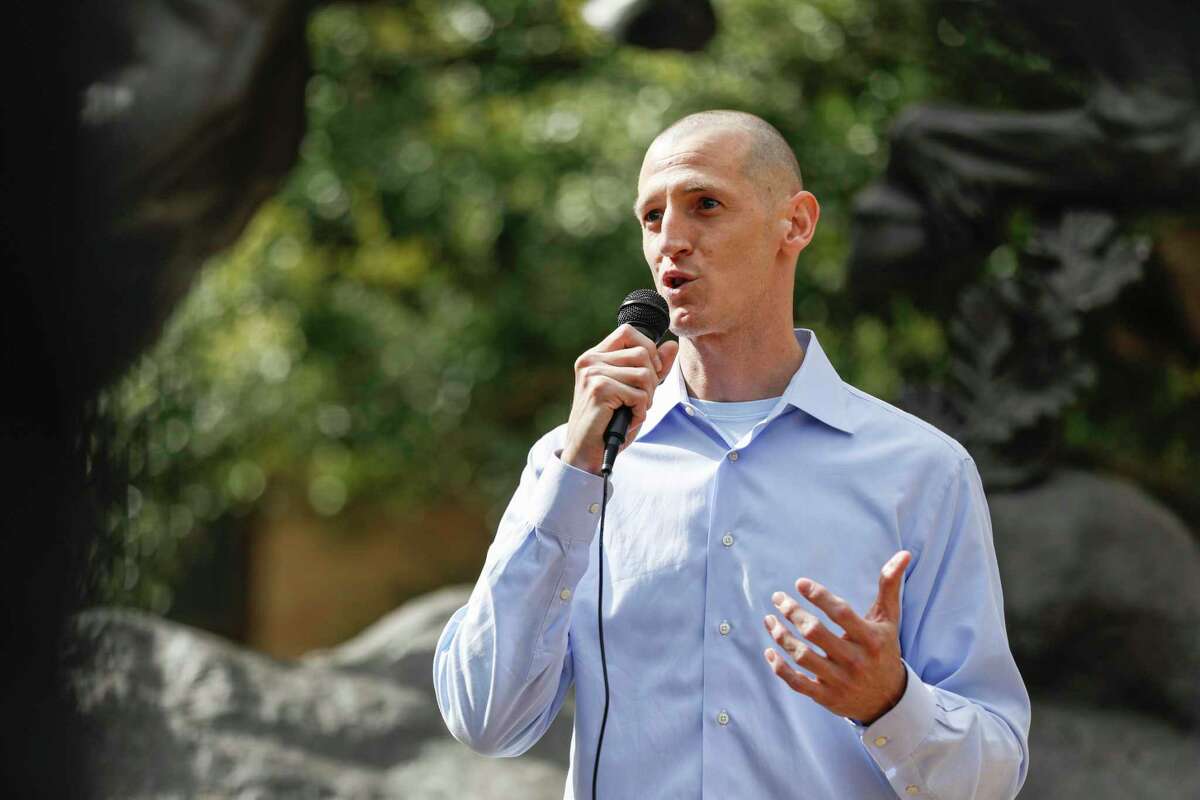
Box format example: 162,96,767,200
762,550,912,725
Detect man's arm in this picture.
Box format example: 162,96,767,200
874,454,1030,799
433,435,601,757
765,455,1030,799
433,324,678,757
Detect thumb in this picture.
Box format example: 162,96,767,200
656,339,680,381
870,550,911,623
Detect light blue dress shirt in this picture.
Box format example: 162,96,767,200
434,329,1031,799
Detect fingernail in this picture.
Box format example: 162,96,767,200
764,614,776,628
764,649,775,662
796,579,812,595
771,591,785,605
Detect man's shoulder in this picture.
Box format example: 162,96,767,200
840,381,971,472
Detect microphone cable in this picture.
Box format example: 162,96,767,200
590,288,669,799
591,470,612,800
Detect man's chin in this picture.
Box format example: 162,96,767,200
669,308,708,339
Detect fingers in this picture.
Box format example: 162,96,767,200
578,362,660,402
577,340,660,384
579,372,651,415
763,648,824,700
580,346,660,378
762,614,845,685
768,592,854,663
576,367,662,419
868,550,911,624
793,579,872,642
602,346,660,367
595,323,662,369
656,339,679,381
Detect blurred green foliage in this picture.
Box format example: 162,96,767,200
94,0,1193,613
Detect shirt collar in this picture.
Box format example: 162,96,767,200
637,328,856,439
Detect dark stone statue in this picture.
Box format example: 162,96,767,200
850,0,1200,296
846,1,1200,795
73,0,310,400
4,0,313,792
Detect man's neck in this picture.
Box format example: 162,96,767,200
679,323,804,402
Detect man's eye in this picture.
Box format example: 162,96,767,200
699,197,720,210
644,210,662,224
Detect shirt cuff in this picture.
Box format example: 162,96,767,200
860,661,937,769
525,451,609,544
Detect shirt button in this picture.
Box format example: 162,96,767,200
728,451,739,461
718,621,731,636
721,533,734,547
717,710,730,726
684,406,695,416
874,736,889,747
588,503,600,514
559,588,571,601
905,786,920,796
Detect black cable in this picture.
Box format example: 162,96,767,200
591,471,611,800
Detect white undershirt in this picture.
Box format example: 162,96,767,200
687,395,782,446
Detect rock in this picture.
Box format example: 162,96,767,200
1021,700,1200,799
990,469,1200,728
67,588,570,799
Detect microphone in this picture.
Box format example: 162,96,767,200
600,289,670,475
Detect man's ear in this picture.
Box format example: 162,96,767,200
781,190,819,254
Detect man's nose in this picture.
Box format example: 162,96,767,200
658,207,694,260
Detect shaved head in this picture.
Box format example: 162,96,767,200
653,110,803,201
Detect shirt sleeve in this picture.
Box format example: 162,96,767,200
432,429,606,757
859,455,1031,800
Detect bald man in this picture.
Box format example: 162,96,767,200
435,111,1031,799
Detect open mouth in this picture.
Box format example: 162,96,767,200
663,272,695,289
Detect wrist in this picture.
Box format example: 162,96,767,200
859,659,908,726
560,442,602,476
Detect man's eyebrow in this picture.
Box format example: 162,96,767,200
632,182,724,216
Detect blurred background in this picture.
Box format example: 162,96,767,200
94,0,1197,653
9,0,1195,796
94,0,961,656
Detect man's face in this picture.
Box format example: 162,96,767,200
634,128,784,339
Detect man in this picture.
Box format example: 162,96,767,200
434,110,1030,799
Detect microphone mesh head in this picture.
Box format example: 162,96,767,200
617,288,670,341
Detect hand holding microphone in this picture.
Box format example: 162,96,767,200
561,290,677,476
